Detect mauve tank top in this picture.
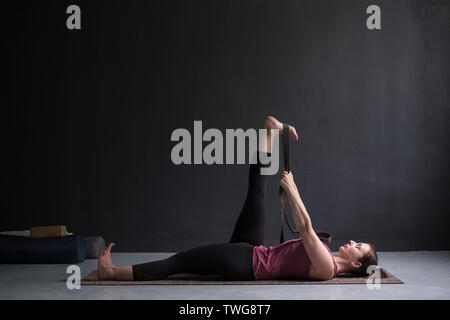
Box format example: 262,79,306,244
252,238,338,280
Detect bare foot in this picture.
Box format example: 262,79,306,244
97,243,116,280
264,116,299,141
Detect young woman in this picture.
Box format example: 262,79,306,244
97,116,378,281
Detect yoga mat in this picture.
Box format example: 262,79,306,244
81,268,403,285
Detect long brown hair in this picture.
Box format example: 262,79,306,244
351,243,378,275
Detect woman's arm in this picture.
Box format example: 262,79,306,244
280,172,312,235
280,171,336,280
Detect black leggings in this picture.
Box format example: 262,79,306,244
132,151,269,280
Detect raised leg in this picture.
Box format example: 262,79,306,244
228,116,298,245
228,151,270,246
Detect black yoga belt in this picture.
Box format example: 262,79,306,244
279,124,332,244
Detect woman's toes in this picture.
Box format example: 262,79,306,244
264,116,282,131
264,116,299,141
289,126,299,141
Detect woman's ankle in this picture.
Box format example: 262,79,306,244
111,265,134,281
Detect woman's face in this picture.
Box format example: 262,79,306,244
338,240,371,262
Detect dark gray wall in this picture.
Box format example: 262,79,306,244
2,0,450,252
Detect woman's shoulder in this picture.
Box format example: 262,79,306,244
301,235,337,280
319,242,337,278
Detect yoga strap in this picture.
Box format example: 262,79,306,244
279,124,332,244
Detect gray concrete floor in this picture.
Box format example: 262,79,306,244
0,251,449,300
